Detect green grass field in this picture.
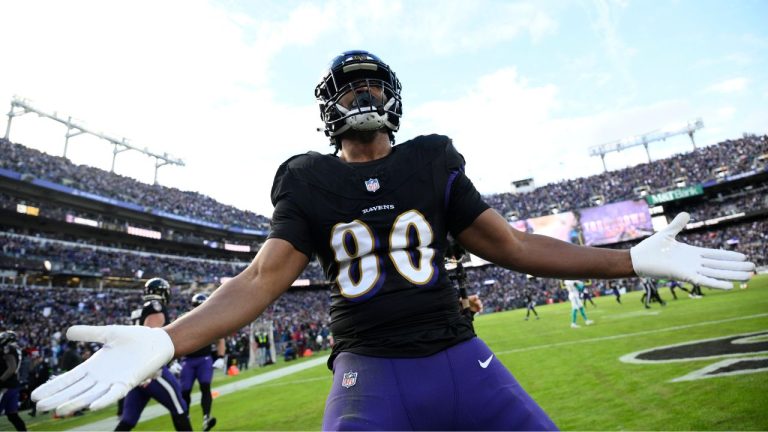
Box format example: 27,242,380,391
7,275,768,431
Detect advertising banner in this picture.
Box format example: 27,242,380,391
580,200,653,246
510,212,580,244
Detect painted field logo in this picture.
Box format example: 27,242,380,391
620,330,768,382
341,371,358,388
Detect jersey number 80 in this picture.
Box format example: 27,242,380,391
330,209,436,298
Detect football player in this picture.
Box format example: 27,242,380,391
524,289,540,320
32,50,756,430
562,280,594,328
180,293,226,432
641,277,667,308
667,279,691,300
114,278,191,431
0,331,26,431
580,281,597,308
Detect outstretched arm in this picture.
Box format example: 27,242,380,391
458,209,635,279
32,238,309,415
458,209,754,289
167,238,308,357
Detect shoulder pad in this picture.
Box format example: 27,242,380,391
399,134,465,171
144,300,163,313
271,152,327,205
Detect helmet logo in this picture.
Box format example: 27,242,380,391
364,178,380,193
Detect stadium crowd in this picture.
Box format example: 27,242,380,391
0,138,270,230
2,135,766,234
0,229,327,283
0,191,262,253
486,134,767,218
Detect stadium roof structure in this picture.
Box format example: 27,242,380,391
589,118,704,171
4,96,184,185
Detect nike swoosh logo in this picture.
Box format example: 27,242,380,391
478,354,494,369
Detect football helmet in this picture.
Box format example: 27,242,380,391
0,330,17,346
143,277,171,303
315,50,402,148
191,293,208,308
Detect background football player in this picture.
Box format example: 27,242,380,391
524,289,540,320
180,293,226,432
641,277,667,309
33,50,755,430
114,278,191,431
562,280,594,328
0,331,26,431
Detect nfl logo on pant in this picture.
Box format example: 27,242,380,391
341,371,358,388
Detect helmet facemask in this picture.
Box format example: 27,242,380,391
331,79,400,135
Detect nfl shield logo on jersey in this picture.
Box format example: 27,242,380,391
341,371,358,388
364,178,380,193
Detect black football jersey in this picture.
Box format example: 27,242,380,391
269,134,489,366
140,300,169,326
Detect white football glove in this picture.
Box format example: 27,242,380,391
169,360,182,375
630,212,755,290
212,358,226,370
31,325,174,416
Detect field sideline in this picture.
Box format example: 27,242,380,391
8,275,768,431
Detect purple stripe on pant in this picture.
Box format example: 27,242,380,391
121,366,188,427
181,355,214,390
322,337,557,431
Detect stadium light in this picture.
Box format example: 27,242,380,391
5,97,185,185
589,118,704,172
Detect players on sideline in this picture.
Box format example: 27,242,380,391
0,331,27,431
524,289,540,320
580,281,597,308
115,278,191,431
667,279,693,300
32,50,756,430
563,280,594,328
641,277,667,309
180,293,226,432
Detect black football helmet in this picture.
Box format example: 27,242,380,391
0,330,18,347
143,277,171,303
315,50,402,149
191,293,208,308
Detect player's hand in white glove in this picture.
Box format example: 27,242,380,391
212,357,226,370
169,360,182,375
31,325,174,416
630,212,755,289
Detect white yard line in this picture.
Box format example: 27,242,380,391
495,313,768,355
71,355,330,431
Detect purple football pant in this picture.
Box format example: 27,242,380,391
120,367,188,427
0,387,20,415
180,355,213,390
322,337,557,431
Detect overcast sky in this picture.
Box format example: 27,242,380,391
1,0,766,218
